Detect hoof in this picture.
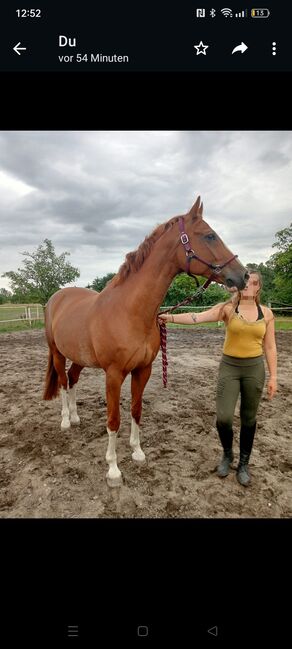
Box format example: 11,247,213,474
132,455,146,466
61,419,71,430
106,474,123,488
70,415,80,425
132,450,146,464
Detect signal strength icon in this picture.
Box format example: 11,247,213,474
235,10,247,18
221,8,233,17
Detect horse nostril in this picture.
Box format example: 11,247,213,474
244,272,250,282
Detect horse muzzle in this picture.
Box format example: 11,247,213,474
224,271,249,290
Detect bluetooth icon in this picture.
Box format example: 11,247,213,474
210,8,216,17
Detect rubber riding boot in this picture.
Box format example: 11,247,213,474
236,452,251,487
217,449,234,478
216,421,234,477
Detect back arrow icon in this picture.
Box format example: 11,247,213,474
207,626,218,636
13,42,27,56
232,42,248,54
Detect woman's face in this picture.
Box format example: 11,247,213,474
241,274,260,298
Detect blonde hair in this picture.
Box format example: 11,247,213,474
219,271,263,323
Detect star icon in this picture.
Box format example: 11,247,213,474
194,41,209,55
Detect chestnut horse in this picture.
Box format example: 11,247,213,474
43,196,248,486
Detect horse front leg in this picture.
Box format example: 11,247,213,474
130,365,152,464
105,368,124,487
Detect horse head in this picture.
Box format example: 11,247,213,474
176,196,249,290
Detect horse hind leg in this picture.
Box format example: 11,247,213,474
130,366,152,464
52,350,70,430
68,363,83,425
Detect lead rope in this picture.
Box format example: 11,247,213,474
159,321,168,388
158,275,214,387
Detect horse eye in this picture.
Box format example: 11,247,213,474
206,233,216,241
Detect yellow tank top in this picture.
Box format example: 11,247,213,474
223,307,266,358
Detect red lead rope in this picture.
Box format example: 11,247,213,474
159,321,168,388
157,273,217,388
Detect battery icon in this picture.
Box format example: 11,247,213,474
251,8,270,17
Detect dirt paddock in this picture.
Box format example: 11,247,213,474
0,328,291,518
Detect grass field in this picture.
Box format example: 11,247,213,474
0,321,44,333
0,304,44,332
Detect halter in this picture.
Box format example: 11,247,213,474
178,216,238,282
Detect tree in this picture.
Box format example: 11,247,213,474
162,274,230,307
272,223,292,255
199,282,230,306
91,273,116,292
268,223,292,305
244,225,292,309
2,239,80,305
0,288,12,304
270,223,292,277
163,274,199,306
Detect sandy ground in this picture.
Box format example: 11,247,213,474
0,328,291,518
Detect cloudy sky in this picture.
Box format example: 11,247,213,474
0,131,291,291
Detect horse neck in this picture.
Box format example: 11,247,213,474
124,228,180,323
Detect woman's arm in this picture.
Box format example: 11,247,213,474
263,309,277,399
158,303,226,325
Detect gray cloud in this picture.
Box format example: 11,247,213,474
0,131,291,289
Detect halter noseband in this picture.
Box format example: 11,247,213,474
178,216,238,281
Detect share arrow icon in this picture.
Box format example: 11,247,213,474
232,42,248,54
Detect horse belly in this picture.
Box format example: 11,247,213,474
54,332,98,368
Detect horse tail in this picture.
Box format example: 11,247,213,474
43,349,60,400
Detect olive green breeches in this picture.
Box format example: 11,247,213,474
216,355,265,429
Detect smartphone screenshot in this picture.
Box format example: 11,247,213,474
0,1,290,645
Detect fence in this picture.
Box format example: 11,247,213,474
0,304,44,326
0,303,291,328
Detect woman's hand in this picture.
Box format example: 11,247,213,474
267,378,277,399
158,313,172,325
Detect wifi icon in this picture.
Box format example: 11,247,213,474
221,8,233,17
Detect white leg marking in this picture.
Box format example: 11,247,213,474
106,427,122,485
61,387,70,430
130,417,146,463
68,384,80,424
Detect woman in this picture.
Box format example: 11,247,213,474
159,271,277,486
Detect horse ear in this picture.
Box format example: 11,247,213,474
197,201,203,218
189,196,202,221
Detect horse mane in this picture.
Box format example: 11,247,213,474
110,217,178,286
